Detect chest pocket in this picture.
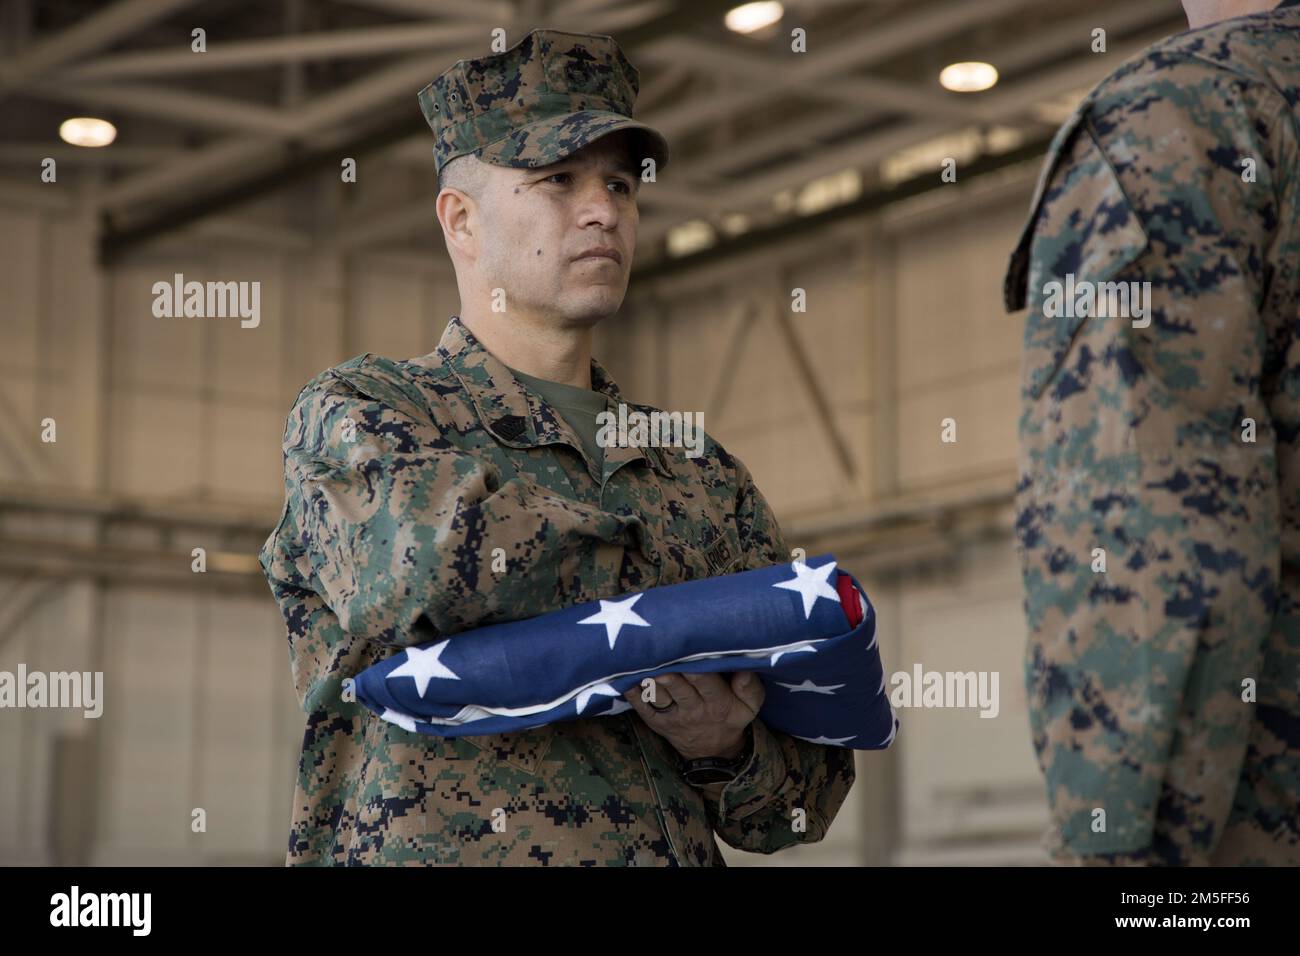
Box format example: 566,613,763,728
1004,111,1149,402
640,454,744,580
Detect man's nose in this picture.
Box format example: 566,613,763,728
575,179,620,225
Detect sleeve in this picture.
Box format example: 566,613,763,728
262,360,660,713
701,454,859,853
1013,59,1300,861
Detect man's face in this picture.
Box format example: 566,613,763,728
475,131,641,327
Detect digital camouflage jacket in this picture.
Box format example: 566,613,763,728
1005,5,1300,864
259,314,857,865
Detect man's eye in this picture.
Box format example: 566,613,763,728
542,173,632,193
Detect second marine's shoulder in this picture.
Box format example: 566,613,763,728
1091,10,1300,112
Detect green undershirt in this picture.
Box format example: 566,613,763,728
507,365,608,473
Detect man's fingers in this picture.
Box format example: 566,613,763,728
623,671,762,720
624,692,660,724
731,671,765,712
680,671,732,704
655,673,703,711
624,677,675,707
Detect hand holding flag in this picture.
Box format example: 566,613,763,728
624,670,766,760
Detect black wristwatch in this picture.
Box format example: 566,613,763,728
679,726,753,787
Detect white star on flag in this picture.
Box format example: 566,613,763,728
380,708,417,733
603,697,634,716
796,733,856,746
386,640,460,697
578,593,651,649
775,679,844,694
773,560,840,619
574,682,619,714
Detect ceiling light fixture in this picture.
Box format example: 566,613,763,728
939,62,999,93
725,2,784,35
59,117,117,147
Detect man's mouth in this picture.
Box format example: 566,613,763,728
572,247,622,264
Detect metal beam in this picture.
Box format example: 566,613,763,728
630,0,1174,198
636,17,1176,244
0,577,63,653
342,0,1160,258
99,126,380,262
768,285,858,481
33,2,675,147
27,83,293,135
640,0,1039,144
551,0,622,16
0,483,275,533
98,52,438,211
103,135,285,211
61,21,490,78
336,0,516,19
662,37,996,124
323,195,437,252
632,134,1054,284
0,0,198,93
0,537,268,596
97,0,737,259
261,0,1090,251
0,144,183,167
703,301,760,424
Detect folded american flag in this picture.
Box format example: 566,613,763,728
354,554,898,750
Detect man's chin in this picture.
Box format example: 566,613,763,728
559,291,626,324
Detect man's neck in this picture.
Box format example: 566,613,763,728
458,309,595,390
1182,0,1284,28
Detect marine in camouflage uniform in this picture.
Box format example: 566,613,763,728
258,29,856,866
1004,1,1300,864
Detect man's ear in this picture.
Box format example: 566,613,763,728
437,187,476,261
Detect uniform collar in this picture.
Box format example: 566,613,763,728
432,314,672,479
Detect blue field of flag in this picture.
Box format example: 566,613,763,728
354,554,898,750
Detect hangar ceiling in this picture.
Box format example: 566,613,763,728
0,0,1185,265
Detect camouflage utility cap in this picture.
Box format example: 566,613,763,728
418,28,670,176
